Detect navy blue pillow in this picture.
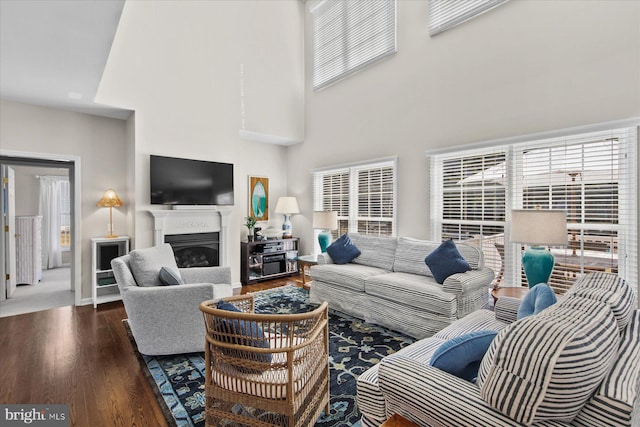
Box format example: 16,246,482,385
326,233,361,264
216,300,272,367
431,330,498,382
424,239,471,284
158,266,184,286
517,283,557,320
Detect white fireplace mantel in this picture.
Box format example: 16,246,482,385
148,208,231,267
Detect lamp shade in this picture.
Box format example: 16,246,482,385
510,209,567,246
97,189,123,207
274,197,300,214
313,211,338,230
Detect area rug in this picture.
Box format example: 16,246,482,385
131,286,415,427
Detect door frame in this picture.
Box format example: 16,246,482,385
0,150,82,307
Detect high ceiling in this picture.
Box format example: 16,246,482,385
0,0,131,120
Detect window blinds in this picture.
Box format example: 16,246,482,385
312,158,397,240
428,0,509,36
311,0,396,90
430,126,638,294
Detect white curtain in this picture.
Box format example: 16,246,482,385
39,176,65,269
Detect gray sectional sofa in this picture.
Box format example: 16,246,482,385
357,272,640,427
308,234,495,339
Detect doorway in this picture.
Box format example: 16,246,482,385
1,153,81,317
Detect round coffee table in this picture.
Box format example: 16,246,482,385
491,286,528,304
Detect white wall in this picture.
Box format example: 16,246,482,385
0,100,129,301
13,166,67,216
96,0,304,282
289,0,640,255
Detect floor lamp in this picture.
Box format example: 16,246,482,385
510,209,567,288
313,211,338,253
97,189,123,238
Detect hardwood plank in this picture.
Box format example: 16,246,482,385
0,277,299,425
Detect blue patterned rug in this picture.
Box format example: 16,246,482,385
133,285,414,427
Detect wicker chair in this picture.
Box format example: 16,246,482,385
200,294,330,427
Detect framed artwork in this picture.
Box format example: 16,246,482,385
248,176,269,221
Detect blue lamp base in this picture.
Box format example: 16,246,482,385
282,214,292,237
522,246,555,288
318,230,332,253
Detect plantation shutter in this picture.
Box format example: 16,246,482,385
428,0,509,36
513,128,637,293
430,125,637,294
311,0,397,90
430,149,507,287
312,158,397,249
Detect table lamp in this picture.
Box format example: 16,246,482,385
275,196,300,238
510,208,567,288
97,189,123,238
313,211,338,253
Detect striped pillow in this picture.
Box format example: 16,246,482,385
349,233,397,272
479,297,620,425
565,272,637,332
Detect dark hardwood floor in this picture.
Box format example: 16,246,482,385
0,276,302,426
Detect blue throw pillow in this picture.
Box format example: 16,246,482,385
517,283,557,320
431,330,498,382
326,233,361,264
424,239,471,284
216,300,272,368
158,266,184,286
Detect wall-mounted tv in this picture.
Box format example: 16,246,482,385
150,155,234,206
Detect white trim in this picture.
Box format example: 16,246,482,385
238,130,302,146
310,155,398,174
424,117,640,156
0,149,82,307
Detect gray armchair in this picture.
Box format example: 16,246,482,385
111,244,233,355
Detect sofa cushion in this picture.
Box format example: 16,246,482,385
392,237,439,276
129,243,179,287
431,330,498,382
216,300,272,368
565,271,636,332
310,263,388,293
349,233,397,272
326,233,361,264
517,283,557,319
478,297,620,425
158,266,184,286
365,272,457,317
424,240,471,284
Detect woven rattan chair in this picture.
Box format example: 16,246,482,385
200,294,330,427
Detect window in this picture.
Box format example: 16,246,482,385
428,0,509,36
313,158,397,247
310,0,396,90
430,126,637,294
59,179,70,249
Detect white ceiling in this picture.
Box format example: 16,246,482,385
0,0,131,120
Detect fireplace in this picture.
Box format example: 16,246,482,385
148,208,231,267
165,232,219,268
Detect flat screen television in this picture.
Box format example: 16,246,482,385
150,155,234,206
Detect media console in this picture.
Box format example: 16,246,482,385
241,238,299,285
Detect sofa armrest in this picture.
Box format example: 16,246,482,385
316,253,334,265
377,355,565,427
179,266,231,284
442,267,494,295
494,296,522,323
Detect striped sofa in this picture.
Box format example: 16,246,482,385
357,272,640,427
309,234,495,339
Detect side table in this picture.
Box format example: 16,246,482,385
296,254,318,290
381,414,419,427
491,286,528,304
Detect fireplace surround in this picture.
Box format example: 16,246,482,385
148,208,231,267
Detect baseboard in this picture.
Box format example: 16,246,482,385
232,281,242,290
79,298,93,306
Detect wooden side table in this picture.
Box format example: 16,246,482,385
491,286,529,304
296,254,318,290
381,414,420,427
